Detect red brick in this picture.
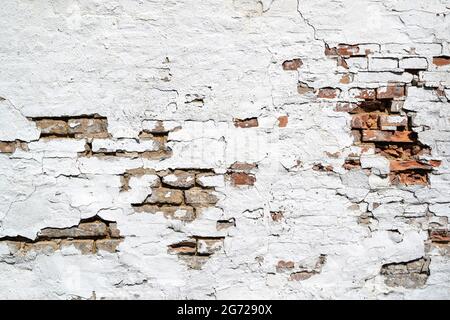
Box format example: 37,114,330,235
230,172,256,186
376,85,405,99
350,88,376,100
391,172,428,186
430,229,450,243
297,82,314,95
432,56,450,66
278,116,288,127
336,45,360,56
325,44,360,57
282,59,303,71
230,162,257,171
339,74,352,84
362,130,414,143
0,141,16,153
351,113,379,129
390,160,432,172
317,88,340,99
234,118,258,128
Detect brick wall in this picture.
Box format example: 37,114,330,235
0,0,449,299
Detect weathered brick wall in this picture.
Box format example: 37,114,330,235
0,0,449,299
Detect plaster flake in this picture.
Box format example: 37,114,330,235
0,0,449,299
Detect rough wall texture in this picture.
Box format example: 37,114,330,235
0,0,449,299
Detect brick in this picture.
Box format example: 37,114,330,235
108,223,121,238
349,88,376,100
162,171,195,188
429,229,450,243
376,85,405,99
35,119,69,136
432,56,450,66
134,204,195,221
0,141,16,153
337,56,348,69
146,188,184,205
282,59,303,71
230,172,256,186
233,118,258,128
23,241,59,254
38,221,109,239
168,240,196,255
381,258,429,288
391,172,428,185
277,116,288,127
61,239,95,254
317,88,340,99
379,115,408,130
96,239,122,253
230,162,257,171
339,74,352,84
297,82,314,94
68,118,109,138
185,188,218,205
326,44,360,57
216,218,235,230
399,57,428,69
351,113,379,129
362,130,414,143
390,160,432,172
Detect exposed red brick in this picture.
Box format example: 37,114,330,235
376,144,430,159
326,44,360,57
391,172,428,186
339,74,352,84
278,116,288,127
390,160,432,172
282,59,303,71
336,45,360,56
0,141,16,153
168,240,197,255
432,56,450,66
312,163,333,172
362,130,414,143
234,118,258,128
230,162,257,171
337,57,349,69
376,85,405,99
352,88,376,100
317,88,340,99
428,160,442,167
297,82,314,95
343,158,361,170
429,229,450,243
351,113,379,129
230,172,256,186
